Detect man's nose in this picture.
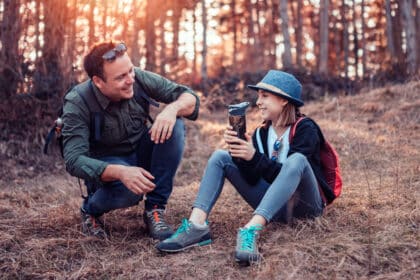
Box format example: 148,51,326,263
126,74,135,84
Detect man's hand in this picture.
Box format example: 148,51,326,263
101,165,155,195
149,92,196,144
149,105,177,144
224,126,255,161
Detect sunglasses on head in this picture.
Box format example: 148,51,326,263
102,43,127,61
270,139,282,161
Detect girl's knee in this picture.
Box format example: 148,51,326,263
209,149,231,163
284,153,308,169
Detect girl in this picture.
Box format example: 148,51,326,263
156,70,333,265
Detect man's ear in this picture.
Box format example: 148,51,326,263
92,75,104,89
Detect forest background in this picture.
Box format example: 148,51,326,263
0,0,419,279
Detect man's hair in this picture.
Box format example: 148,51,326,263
83,41,117,81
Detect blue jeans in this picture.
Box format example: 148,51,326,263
192,150,324,223
83,119,185,216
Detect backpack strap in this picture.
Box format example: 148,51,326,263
76,81,103,142
133,75,159,124
255,127,264,154
289,116,306,142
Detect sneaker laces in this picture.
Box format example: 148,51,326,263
172,218,191,238
148,208,171,231
239,225,262,251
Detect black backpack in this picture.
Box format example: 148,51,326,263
43,76,159,156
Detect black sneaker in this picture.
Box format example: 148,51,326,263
143,206,174,241
80,209,107,239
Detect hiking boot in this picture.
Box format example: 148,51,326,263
80,208,107,239
155,218,212,253
234,225,263,266
143,206,174,240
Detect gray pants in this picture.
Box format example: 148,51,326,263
192,150,324,223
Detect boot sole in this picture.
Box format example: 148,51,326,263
156,239,212,253
234,253,261,266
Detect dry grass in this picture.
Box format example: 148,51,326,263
1,82,419,279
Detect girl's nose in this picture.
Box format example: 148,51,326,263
256,93,262,105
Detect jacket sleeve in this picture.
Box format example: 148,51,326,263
62,91,108,183
135,68,200,120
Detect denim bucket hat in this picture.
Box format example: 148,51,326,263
247,70,304,107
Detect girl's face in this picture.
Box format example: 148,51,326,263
256,90,288,122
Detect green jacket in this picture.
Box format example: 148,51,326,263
62,68,199,183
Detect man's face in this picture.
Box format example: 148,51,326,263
93,53,135,101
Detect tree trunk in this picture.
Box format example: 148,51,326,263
319,0,329,75
131,6,142,67
400,0,417,75
416,1,420,69
102,0,108,39
192,6,198,82
33,0,67,100
385,0,396,60
333,9,341,76
393,2,404,64
201,0,208,95
245,0,256,66
88,0,96,47
254,0,262,64
296,0,303,68
342,1,349,84
65,0,78,86
352,0,359,80
279,0,292,69
35,0,41,61
361,0,367,78
159,9,167,76
145,0,157,72
231,0,237,70
172,2,181,64
269,0,278,68
0,0,21,99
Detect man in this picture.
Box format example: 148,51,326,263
62,41,199,240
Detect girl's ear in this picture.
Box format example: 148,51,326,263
279,98,289,107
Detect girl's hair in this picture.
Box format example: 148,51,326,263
262,100,303,128
275,102,300,127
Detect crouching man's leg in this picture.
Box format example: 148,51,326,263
137,118,186,240
81,154,143,239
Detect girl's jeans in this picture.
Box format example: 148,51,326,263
83,119,185,216
192,150,324,223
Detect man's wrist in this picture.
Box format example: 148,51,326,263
101,164,124,182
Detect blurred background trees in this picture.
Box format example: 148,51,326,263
0,0,418,103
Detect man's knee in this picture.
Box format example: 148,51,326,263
171,118,185,140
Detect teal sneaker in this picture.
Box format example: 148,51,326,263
234,225,263,265
155,218,212,252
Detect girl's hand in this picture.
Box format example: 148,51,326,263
224,126,255,161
